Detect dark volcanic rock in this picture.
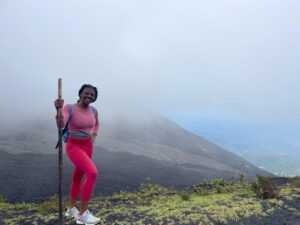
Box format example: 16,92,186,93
0,145,258,203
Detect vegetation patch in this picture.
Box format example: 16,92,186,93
291,177,300,188
1,177,300,224
251,176,279,199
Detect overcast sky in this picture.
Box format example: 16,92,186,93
0,0,299,126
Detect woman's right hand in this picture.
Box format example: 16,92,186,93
54,99,64,109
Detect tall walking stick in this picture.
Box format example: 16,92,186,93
56,78,63,225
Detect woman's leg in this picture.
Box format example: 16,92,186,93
68,167,84,208
66,138,98,214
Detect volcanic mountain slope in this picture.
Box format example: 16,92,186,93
0,112,271,202
98,112,269,178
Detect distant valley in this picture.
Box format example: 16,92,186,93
178,118,300,176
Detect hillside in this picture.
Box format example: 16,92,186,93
0,112,271,202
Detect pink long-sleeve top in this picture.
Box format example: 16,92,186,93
60,104,99,135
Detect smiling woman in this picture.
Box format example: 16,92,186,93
54,84,101,225
78,84,99,106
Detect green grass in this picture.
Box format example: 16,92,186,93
1,178,300,225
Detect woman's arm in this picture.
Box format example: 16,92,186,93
54,99,70,128
92,109,100,142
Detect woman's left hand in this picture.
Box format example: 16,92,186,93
92,133,97,143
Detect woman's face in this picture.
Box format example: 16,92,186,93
80,88,96,104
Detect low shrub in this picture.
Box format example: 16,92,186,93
180,193,191,201
251,176,278,199
0,194,5,203
138,183,167,196
239,173,246,186
192,178,241,195
291,177,300,188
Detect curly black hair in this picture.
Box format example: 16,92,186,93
78,84,98,102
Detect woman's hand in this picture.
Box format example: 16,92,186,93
92,133,97,143
54,99,64,109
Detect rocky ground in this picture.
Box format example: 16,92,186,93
1,178,300,225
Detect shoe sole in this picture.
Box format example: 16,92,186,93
76,220,100,225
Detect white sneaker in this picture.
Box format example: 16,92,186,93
76,210,100,225
65,206,80,219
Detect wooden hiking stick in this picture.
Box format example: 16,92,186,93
57,78,63,225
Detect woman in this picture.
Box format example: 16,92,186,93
54,84,100,225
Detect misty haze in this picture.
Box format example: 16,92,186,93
0,1,300,225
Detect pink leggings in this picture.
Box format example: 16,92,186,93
66,138,98,201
